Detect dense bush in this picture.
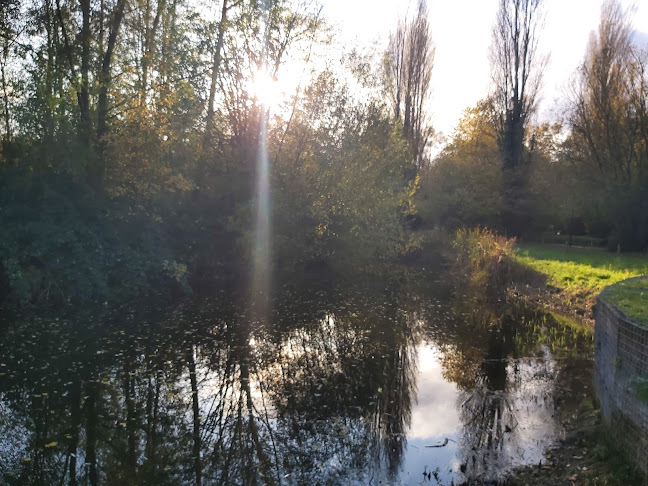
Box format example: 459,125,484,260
0,167,186,307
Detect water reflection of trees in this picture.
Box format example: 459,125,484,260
424,291,593,483
0,278,424,485
0,275,594,485
262,303,419,481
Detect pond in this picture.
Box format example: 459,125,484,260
0,269,593,485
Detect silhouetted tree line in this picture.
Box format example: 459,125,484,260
0,0,430,309
417,0,648,252
4,0,643,311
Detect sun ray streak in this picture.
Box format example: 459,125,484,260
252,109,271,320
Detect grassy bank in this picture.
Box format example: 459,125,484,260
603,277,648,326
512,244,648,320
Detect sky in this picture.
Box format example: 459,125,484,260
318,0,648,143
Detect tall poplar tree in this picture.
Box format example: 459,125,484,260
489,0,546,236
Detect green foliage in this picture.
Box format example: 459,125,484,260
308,109,415,264
417,102,502,230
630,375,648,403
270,71,418,270
0,166,182,307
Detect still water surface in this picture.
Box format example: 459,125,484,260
0,272,592,485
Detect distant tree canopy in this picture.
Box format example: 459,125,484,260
385,0,435,168
417,101,502,230
418,0,648,252
566,0,648,250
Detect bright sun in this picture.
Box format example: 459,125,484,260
251,69,281,107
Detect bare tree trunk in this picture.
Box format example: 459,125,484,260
54,0,90,151
44,0,56,142
93,0,126,189
204,0,229,149
141,0,164,105
79,0,91,146
0,42,10,141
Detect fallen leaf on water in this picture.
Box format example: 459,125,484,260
45,441,58,448
23,458,31,462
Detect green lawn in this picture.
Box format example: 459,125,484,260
603,277,648,325
514,244,648,311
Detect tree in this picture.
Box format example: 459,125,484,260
568,0,636,186
417,101,502,229
0,0,19,142
95,0,128,171
566,0,648,250
46,0,128,187
130,0,166,106
386,0,435,168
489,0,547,236
203,0,234,150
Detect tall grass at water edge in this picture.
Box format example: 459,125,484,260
452,227,516,290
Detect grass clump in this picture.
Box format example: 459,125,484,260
453,227,515,289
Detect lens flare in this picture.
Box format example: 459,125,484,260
251,97,271,321
251,69,281,107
